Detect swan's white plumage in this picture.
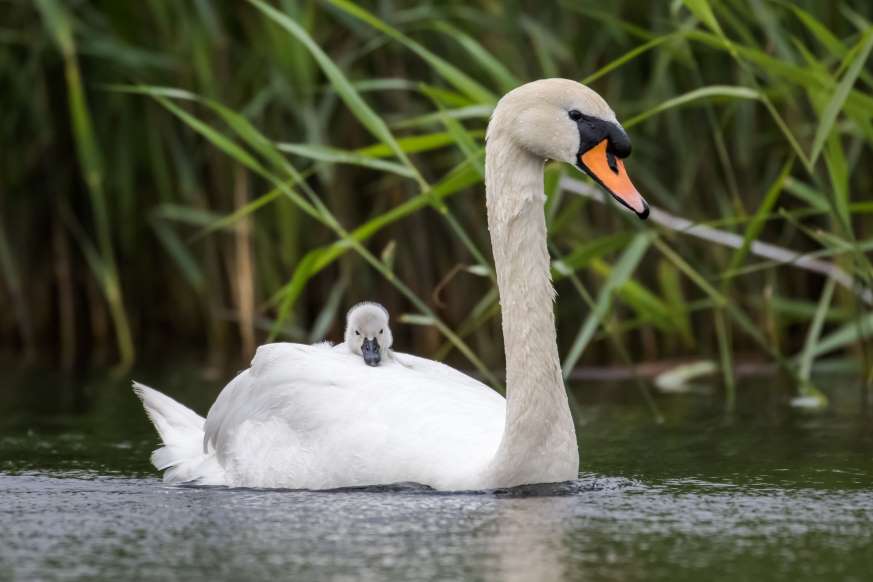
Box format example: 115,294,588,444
135,78,643,491
132,383,223,484
138,344,504,490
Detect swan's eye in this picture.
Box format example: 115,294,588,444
354,330,360,336
568,109,583,121
379,329,383,334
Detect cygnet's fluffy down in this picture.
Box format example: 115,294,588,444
331,302,393,366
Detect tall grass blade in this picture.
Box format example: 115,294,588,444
247,0,425,187
36,0,134,371
431,21,519,93
806,312,873,360
726,157,794,274
791,277,836,409
714,309,735,412
562,232,652,378
809,29,873,165
582,35,675,85
357,131,483,158
785,4,846,57
799,277,837,381
326,0,496,104
623,86,761,128
149,216,205,290
277,142,416,178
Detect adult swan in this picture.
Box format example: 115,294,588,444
135,78,649,491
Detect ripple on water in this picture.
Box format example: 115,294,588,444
2,371,872,581
2,472,872,582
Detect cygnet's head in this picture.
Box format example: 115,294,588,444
487,78,648,218
344,302,393,366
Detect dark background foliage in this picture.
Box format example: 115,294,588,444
2,1,871,399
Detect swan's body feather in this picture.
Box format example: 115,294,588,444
139,343,505,490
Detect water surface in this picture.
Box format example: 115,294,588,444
1,368,871,581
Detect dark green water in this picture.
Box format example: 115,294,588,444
1,367,872,581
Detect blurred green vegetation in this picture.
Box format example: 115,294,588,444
1,0,872,401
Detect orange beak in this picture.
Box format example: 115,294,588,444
578,139,649,219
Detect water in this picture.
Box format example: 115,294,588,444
1,367,872,581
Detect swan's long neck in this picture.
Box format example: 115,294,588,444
484,132,579,486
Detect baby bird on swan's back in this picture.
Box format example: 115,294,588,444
336,302,393,366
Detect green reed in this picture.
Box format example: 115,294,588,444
1,0,872,407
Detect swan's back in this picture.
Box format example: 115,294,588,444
201,343,506,490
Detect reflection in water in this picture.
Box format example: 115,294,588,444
488,496,572,582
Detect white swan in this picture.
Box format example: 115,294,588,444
134,78,649,491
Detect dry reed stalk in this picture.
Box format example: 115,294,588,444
234,166,256,359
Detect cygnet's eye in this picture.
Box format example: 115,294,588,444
354,330,360,336
379,329,383,334
568,109,583,121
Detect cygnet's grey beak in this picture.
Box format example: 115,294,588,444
361,337,381,366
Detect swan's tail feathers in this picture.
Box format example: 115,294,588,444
133,382,223,485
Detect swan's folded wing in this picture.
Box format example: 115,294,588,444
203,342,312,454
203,343,379,448
391,351,499,396
248,343,498,401
202,342,506,488
202,368,249,454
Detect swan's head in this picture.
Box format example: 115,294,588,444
344,302,393,367
488,78,648,218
